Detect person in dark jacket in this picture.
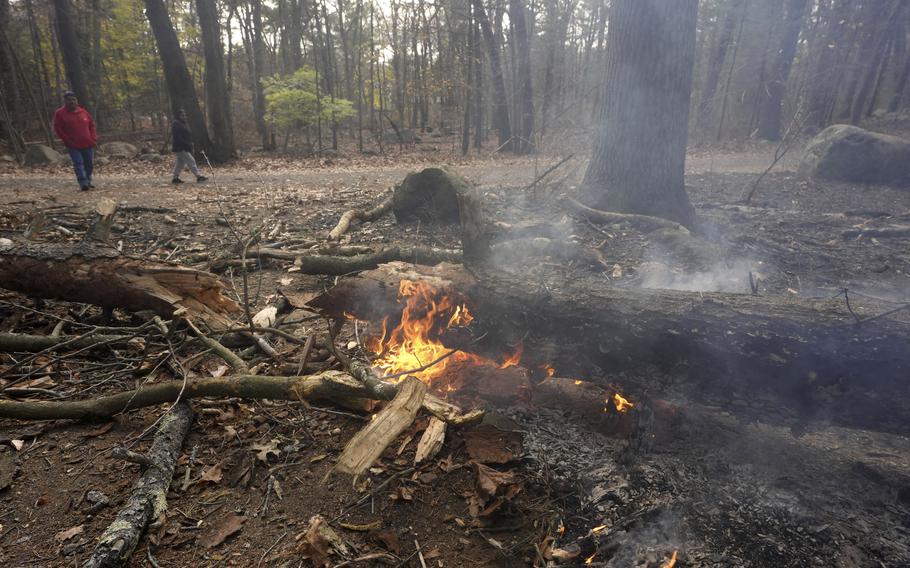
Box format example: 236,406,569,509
171,109,207,184
53,91,97,191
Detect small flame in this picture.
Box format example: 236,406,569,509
662,550,678,568
574,380,583,385
585,551,597,564
612,393,634,413
557,522,565,535
591,525,607,534
543,365,556,377
498,343,523,369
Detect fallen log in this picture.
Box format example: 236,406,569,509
0,239,238,329
328,192,395,240
84,402,193,568
313,261,910,434
334,376,426,478
210,245,461,275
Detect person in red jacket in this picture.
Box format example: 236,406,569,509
53,91,97,191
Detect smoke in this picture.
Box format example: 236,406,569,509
605,509,681,568
637,256,762,293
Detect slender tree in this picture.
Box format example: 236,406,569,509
756,0,809,140
471,0,512,152
582,0,698,227
509,0,534,154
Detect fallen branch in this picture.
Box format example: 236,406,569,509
0,371,372,421
563,197,688,233
0,331,131,353
328,193,395,241
842,226,910,240
525,154,574,192
84,402,193,568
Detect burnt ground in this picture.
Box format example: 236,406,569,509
0,140,908,567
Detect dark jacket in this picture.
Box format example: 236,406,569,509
171,118,193,153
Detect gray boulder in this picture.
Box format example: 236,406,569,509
0,154,16,163
100,141,139,158
799,124,910,185
23,144,63,166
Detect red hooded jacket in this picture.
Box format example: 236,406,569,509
53,105,97,149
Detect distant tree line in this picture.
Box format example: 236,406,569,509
1,0,909,160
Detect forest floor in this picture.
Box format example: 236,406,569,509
0,139,908,568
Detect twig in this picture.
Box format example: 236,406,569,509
844,288,861,324
741,108,809,204
186,319,250,375
524,154,574,192
257,531,287,568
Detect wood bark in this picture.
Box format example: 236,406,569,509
581,0,698,227
83,402,193,568
143,0,213,156
0,240,239,329
196,0,235,162
314,261,910,434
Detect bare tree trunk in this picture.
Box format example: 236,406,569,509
251,0,273,149
471,0,512,152
51,0,91,111
889,47,910,112
582,0,698,228
757,0,809,141
473,17,483,149
849,1,906,125
509,0,534,154
462,3,473,156
806,0,851,128
143,0,213,156
196,0,235,162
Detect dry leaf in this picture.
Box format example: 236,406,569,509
199,461,224,484
210,364,229,378
252,306,278,328
55,524,84,543
202,514,246,548
10,439,25,451
296,515,348,567
250,439,280,463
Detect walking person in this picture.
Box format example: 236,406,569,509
53,91,97,191
171,109,207,185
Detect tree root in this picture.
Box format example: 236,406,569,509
563,196,688,233
84,402,193,568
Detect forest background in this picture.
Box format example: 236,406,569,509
1,0,909,162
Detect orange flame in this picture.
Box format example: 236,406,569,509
662,550,678,568
584,551,597,564
612,393,634,413
368,280,522,383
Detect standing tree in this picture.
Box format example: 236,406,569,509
143,0,213,158
509,0,534,154
196,0,235,162
52,0,92,111
581,0,699,227
471,0,512,152
757,0,809,141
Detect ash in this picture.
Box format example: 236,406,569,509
506,404,910,567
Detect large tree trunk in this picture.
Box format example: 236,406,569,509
51,0,91,112
471,0,512,152
0,240,238,329
581,0,698,228
196,0,235,162
314,262,910,435
143,0,213,157
756,0,808,141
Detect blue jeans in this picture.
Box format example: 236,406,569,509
67,147,94,187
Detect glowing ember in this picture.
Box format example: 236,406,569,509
662,550,678,568
585,551,596,564
591,525,607,534
574,380,583,385
368,279,522,383
612,393,634,413
543,365,556,377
